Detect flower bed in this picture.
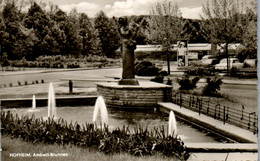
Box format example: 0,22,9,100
1,111,190,160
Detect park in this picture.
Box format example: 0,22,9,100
0,0,258,161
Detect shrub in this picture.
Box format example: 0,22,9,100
202,76,223,96
186,65,215,76
67,63,80,68
1,111,190,160
150,71,168,83
166,78,172,85
9,83,12,87
17,81,21,86
24,81,28,85
35,80,38,84
230,67,238,77
135,61,160,76
1,53,10,67
41,80,44,83
177,75,200,90
151,75,164,83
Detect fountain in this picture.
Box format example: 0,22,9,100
168,111,177,137
48,82,56,118
32,95,36,110
93,96,109,125
97,17,172,109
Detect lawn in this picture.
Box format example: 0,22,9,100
1,136,178,161
172,77,257,113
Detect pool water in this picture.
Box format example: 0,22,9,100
5,106,228,143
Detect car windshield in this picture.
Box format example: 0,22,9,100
220,59,227,63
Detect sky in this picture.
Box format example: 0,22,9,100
31,0,208,19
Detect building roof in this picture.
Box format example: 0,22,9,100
135,43,242,52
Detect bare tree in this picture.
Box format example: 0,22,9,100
200,0,250,74
149,0,185,74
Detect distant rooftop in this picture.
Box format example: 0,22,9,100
135,43,242,52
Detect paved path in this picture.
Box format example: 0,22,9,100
1,66,257,85
186,143,257,152
188,152,257,161
158,102,258,143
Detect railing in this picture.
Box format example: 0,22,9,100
172,93,258,135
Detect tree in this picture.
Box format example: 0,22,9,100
1,1,35,60
241,1,257,59
94,11,120,58
200,0,249,74
24,2,54,57
79,13,101,56
57,9,82,57
0,16,9,57
149,0,185,74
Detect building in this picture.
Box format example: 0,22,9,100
135,43,242,60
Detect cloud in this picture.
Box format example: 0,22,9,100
180,7,202,19
103,0,202,19
59,2,101,17
38,0,202,19
104,0,184,17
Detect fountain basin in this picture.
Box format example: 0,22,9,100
97,81,172,109
3,106,226,143
1,96,97,108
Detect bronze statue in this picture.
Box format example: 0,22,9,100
118,17,139,85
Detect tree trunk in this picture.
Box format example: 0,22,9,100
225,43,229,75
167,52,170,75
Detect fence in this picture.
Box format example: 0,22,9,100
172,93,258,135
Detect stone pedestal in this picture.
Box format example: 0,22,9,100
118,79,139,85
97,81,172,109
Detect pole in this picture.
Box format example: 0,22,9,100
167,52,170,75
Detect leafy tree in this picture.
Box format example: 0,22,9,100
149,0,185,74
57,9,82,57
241,1,257,59
200,0,249,74
24,2,68,58
183,19,208,43
1,1,20,59
79,13,101,56
24,2,53,57
94,11,120,58
1,1,35,60
0,16,9,57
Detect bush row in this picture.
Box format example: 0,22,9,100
185,65,215,76
1,80,44,88
5,55,117,69
1,111,190,160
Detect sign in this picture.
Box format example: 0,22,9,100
177,40,188,66
188,52,198,59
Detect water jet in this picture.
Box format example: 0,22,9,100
48,82,56,118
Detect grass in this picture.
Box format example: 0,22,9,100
220,88,257,113
173,78,257,113
1,136,178,161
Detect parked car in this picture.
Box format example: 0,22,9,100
201,55,218,65
243,59,257,68
214,58,244,70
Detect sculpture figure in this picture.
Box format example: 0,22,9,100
118,17,139,85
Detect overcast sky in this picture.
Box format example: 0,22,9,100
28,0,207,19
31,0,254,19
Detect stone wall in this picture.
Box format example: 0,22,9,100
97,82,172,109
